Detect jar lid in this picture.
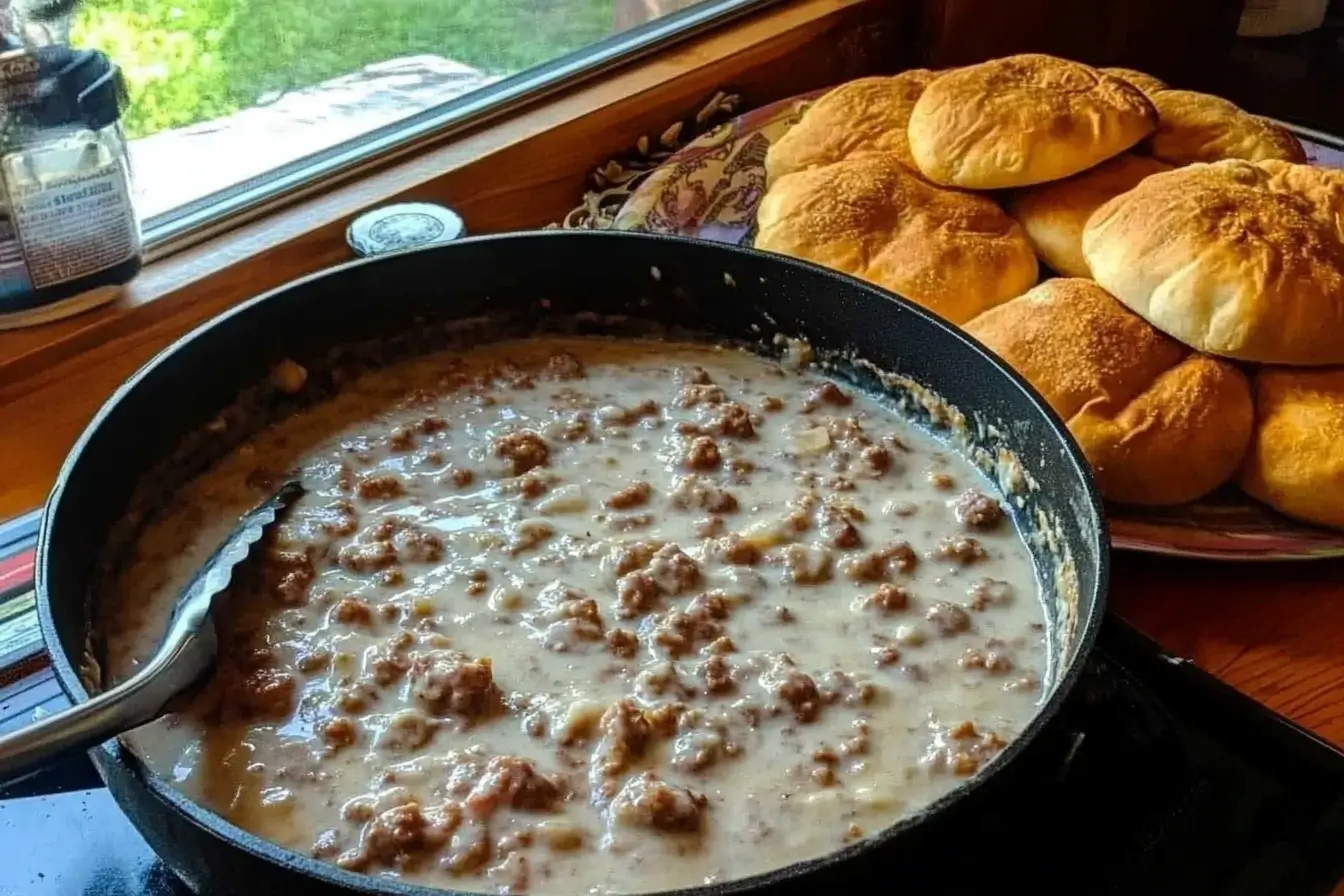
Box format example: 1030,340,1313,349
346,203,467,258
0,46,126,130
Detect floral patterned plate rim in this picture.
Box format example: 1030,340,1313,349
612,92,1344,561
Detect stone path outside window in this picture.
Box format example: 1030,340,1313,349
129,54,495,220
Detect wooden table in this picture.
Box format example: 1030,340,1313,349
1111,553,1344,748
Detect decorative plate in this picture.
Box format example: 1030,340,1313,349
613,93,1344,561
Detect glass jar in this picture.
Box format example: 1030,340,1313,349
0,46,141,329
1238,0,1329,37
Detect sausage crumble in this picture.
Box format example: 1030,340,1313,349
103,338,1045,895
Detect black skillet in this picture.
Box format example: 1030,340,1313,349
33,231,1108,895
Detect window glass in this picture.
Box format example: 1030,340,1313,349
64,0,760,233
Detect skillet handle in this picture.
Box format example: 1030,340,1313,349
0,664,177,787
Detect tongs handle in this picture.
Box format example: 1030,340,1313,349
0,480,301,788
0,624,214,787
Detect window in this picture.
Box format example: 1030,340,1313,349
67,0,780,255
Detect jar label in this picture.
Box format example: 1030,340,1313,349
10,163,140,289
0,50,40,106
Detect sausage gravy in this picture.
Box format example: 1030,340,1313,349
102,337,1048,894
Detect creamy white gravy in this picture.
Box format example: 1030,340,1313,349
103,337,1047,895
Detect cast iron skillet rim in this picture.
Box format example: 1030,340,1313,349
36,230,1110,896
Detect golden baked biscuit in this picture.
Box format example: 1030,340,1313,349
1257,159,1344,237
965,278,1253,505
1240,368,1344,529
1083,160,1344,365
906,54,1157,189
1007,154,1171,277
754,153,1038,324
1147,90,1306,165
1100,67,1167,98
765,70,939,183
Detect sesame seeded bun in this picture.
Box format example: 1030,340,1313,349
1083,160,1344,365
765,70,939,183
1240,367,1344,530
754,153,1038,324
1099,67,1168,98
965,278,1253,505
1146,90,1306,165
907,54,1157,189
1007,153,1171,278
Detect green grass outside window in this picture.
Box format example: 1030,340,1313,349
73,0,618,138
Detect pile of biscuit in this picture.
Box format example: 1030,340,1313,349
756,54,1344,530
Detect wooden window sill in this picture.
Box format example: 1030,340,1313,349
0,0,901,519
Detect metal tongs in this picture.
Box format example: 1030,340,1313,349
0,481,304,785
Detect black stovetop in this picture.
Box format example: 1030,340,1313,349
1,616,1342,896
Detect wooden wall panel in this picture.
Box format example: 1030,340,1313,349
913,0,1246,90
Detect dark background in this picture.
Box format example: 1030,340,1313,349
907,0,1344,137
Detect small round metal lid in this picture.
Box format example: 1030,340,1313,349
346,202,466,258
